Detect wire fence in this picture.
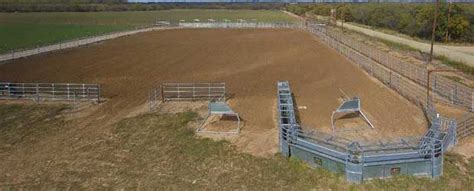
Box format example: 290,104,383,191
307,22,473,111
457,114,474,140
0,82,100,102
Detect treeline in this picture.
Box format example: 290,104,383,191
0,2,285,12
287,3,474,43
1,0,127,3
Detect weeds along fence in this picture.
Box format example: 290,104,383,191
0,25,175,63
0,82,100,102
306,22,473,111
149,82,226,110
277,81,448,183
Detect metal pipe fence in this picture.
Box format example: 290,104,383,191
307,22,473,111
277,81,445,183
457,114,474,140
149,87,161,111
161,82,226,102
0,82,100,102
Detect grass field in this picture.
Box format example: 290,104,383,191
0,103,472,189
0,23,131,53
0,9,296,53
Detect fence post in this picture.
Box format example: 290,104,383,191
97,84,101,103
389,71,392,86
7,83,11,98
161,85,165,103
177,83,180,100
67,83,70,100
52,84,55,99
21,83,25,96
371,62,374,76
36,83,40,102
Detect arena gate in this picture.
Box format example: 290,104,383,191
0,82,100,102
149,82,226,110
161,82,225,101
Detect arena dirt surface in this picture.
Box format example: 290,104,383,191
0,28,427,156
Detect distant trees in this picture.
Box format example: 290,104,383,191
287,3,473,43
0,2,286,12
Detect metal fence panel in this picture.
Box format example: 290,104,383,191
0,82,100,102
161,82,225,101
276,81,447,183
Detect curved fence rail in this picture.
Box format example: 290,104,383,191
0,82,100,102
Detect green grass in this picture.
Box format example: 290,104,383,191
0,9,296,53
378,38,419,52
0,23,131,53
0,103,70,153
0,104,472,189
435,55,474,76
343,28,474,76
0,10,297,25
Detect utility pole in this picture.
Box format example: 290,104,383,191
429,0,441,64
445,0,452,43
341,5,345,31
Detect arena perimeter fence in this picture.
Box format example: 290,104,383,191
0,25,175,63
0,22,301,63
176,21,472,113
0,82,100,102
305,22,474,140
277,81,448,183
306,22,473,111
178,22,305,29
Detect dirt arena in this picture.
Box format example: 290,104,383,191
0,28,427,156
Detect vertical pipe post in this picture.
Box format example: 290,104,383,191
36,83,40,102
67,83,70,100
97,84,101,103
161,85,164,103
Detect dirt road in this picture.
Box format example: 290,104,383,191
338,21,474,66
